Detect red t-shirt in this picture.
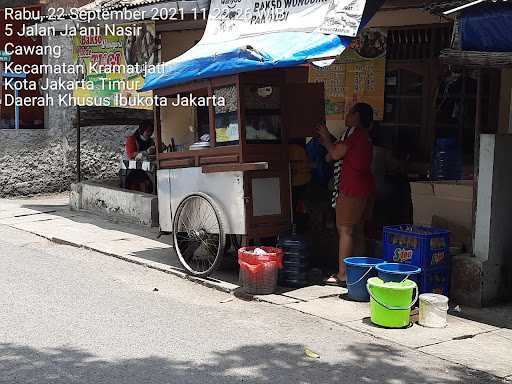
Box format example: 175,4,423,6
339,128,376,198
125,135,138,160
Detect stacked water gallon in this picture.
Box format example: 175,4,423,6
383,225,450,296
277,232,310,287
431,138,463,181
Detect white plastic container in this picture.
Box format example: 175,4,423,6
418,293,449,328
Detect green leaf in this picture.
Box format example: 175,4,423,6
304,347,320,359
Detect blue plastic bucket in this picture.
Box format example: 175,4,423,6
376,263,421,284
344,257,385,301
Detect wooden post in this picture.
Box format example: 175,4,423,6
208,82,216,151
459,68,467,146
14,85,20,130
472,69,482,242
237,75,246,163
76,106,81,182
154,105,161,166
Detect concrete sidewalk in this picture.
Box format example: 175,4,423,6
1,195,511,381
0,194,239,292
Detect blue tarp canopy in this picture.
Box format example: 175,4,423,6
140,32,351,92
460,4,512,52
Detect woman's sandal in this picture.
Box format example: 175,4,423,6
324,274,347,288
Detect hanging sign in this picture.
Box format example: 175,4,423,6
72,22,156,109
309,27,387,122
341,27,387,121
202,0,367,43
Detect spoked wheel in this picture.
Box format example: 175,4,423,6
173,193,225,277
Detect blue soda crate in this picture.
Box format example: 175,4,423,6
418,266,450,296
383,225,450,268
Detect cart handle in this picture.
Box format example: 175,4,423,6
202,162,269,174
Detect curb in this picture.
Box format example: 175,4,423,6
54,235,239,294
23,230,240,295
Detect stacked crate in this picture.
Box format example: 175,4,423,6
383,225,450,296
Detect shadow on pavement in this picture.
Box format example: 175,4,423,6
0,342,501,384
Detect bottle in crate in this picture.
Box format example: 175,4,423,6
418,265,450,296
383,225,450,268
431,138,463,181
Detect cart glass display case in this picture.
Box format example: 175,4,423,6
214,85,239,145
244,85,282,144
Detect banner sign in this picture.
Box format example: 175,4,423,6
202,0,367,43
342,27,387,121
309,61,346,121
72,22,155,109
309,28,387,122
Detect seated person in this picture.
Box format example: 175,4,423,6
125,120,156,160
124,120,155,193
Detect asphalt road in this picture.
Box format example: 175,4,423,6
0,225,502,384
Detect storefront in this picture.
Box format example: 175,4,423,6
428,1,512,306
302,5,478,277
336,0,512,306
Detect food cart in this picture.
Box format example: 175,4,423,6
154,66,325,277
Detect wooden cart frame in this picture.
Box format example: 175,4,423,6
154,66,324,276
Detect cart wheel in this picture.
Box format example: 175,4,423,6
173,193,225,277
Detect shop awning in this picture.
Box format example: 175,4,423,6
140,0,385,91
140,31,351,91
459,4,512,52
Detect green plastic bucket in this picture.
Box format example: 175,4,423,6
367,277,418,328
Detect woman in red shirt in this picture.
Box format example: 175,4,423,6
124,120,156,193
125,120,155,160
319,103,376,285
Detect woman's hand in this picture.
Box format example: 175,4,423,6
317,124,331,146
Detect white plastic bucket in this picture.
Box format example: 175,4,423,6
418,293,449,328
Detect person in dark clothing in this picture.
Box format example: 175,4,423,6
369,121,413,236
124,120,155,193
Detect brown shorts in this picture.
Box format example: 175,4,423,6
336,194,373,227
